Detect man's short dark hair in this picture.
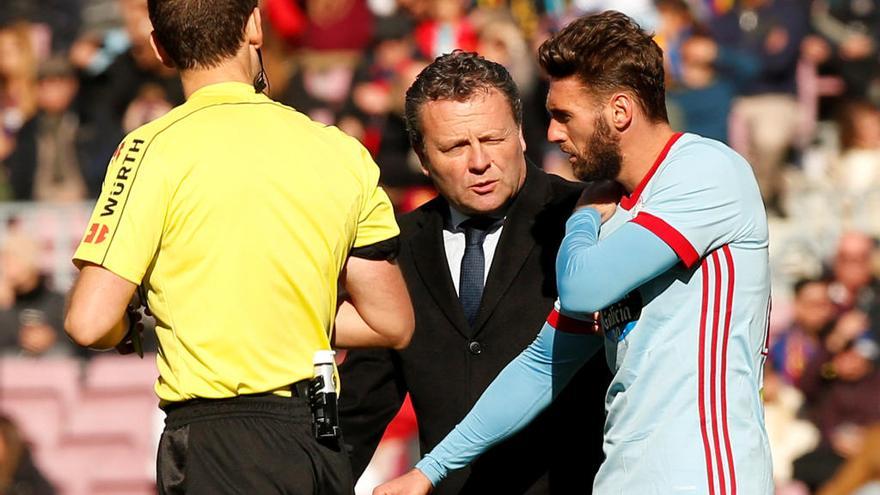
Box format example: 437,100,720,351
404,51,522,153
148,0,257,71
538,11,668,123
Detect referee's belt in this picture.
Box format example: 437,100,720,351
161,378,311,412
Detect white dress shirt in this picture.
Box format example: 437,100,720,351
443,207,504,296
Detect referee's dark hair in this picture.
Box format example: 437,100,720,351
405,50,522,153
538,10,668,123
148,0,258,71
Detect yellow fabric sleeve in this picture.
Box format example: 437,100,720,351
72,135,169,284
353,144,399,249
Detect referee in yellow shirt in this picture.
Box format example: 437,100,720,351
64,1,414,493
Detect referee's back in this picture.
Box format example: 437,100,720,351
73,82,399,403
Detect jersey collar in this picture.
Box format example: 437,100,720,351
188,81,263,100
619,132,684,211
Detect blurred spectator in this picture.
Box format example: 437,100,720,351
338,14,433,204
469,0,543,40
711,0,809,215
474,12,549,167
763,363,820,487
795,311,880,491
0,22,39,172
0,415,55,495
660,6,759,142
831,101,880,233
4,56,88,202
264,0,309,44
833,100,880,193
657,0,759,142
280,53,359,125
76,0,182,195
296,0,375,52
572,0,659,29
771,277,837,386
69,28,131,78
264,0,377,52
342,13,418,147
0,0,80,54
809,0,880,104
828,231,880,319
656,0,699,84
818,422,880,495
0,222,72,357
414,0,478,59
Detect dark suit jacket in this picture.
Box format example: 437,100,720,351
339,164,610,494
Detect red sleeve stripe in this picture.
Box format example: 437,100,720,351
632,212,700,268
547,308,598,334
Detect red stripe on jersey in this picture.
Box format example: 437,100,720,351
721,245,738,494
698,258,717,495
546,309,598,335
710,252,727,495
632,212,700,268
620,132,684,210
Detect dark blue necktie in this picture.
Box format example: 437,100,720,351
459,218,495,328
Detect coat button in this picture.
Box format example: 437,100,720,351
468,341,482,355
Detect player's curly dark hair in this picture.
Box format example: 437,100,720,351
538,11,668,123
148,0,257,71
404,50,522,153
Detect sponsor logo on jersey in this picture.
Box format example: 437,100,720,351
101,138,144,217
601,290,642,341
83,223,109,244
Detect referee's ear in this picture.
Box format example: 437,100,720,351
149,31,175,69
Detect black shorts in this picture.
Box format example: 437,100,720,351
157,394,354,494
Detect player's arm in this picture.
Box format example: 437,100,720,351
374,316,602,492
559,149,751,315
336,254,414,350
65,263,137,349
556,208,679,314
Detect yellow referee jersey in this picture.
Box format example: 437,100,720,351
73,82,399,403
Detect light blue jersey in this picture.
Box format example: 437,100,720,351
591,132,773,494
414,133,772,495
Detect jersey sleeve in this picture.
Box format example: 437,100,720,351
72,136,170,284
632,145,747,268
352,144,399,249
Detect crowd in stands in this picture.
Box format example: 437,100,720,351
1,0,880,493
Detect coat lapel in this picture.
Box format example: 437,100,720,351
471,163,551,335
408,201,473,338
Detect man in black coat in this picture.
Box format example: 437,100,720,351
339,51,609,495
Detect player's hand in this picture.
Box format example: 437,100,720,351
372,469,433,495
575,180,624,224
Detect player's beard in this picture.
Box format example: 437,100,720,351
571,115,622,182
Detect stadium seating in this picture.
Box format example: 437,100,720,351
0,355,160,494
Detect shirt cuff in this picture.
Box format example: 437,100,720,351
414,457,445,487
